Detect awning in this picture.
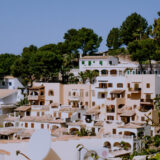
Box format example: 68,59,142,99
15,106,31,112
110,90,125,94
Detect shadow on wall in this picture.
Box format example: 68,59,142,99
44,148,61,160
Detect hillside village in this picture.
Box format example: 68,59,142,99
1,54,160,160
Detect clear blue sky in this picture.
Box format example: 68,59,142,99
0,0,160,54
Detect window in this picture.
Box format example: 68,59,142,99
41,124,44,129
47,124,49,129
101,93,105,98
58,112,61,118
40,101,44,105
37,112,40,116
50,100,53,104
146,83,150,88
42,112,45,116
107,116,114,120
109,61,112,65
40,91,44,96
73,92,76,96
85,92,88,97
146,94,151,100
117,83,123,88
85,102,88,106
92,102,95,106
99,61,103,65
88,61,91,66
134,83,139,89
141,117,145,121
48,90,54,96
82,61,85,64
127,83,130,88
9,82,12,86
25,123,28,128
127,94,131,98
108,83,113,88
31,123,34,128
80,90,84,97
113,129,116,134
2,81,5,86
99,83,107,88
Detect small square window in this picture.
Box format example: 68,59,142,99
141,117,145,121
85,102,88,106
92,102,95,106
9,82,12,86
108,83,113,88
146,83,150,88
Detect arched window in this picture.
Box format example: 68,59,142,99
48,90,54,96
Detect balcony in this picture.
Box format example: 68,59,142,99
68,95,81,101
28,95,44,101
140,99,153,105
1,104,16,108
129,88,141,93
31,105,49,110
28,95,39,100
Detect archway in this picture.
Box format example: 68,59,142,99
103,141,111,149
101,70,108,76
94,70,99,76
121,142,131,150
5,122,14,127
110,70,117,75
113,142,121,148
124,131,136,137
70,128,79,135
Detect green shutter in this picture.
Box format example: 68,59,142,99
88,61,91,66
82,61,85,64
99,61,103,65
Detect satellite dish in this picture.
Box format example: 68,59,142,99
28,129,51,160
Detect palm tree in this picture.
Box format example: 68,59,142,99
85,70,99,84
78,71,87,84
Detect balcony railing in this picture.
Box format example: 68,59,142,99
68,95,81,101
1,104,16,108
129,88,141,93
31,105,49,110
140,99,153,105
28,95,45,100
103,134,133,140
28,95,39,100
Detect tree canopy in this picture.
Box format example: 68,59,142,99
128,39,157,71
0,54,20,77
64,27,102,56
107,28,121,49
120,12,148,45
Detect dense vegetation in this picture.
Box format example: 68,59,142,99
0,11,160,86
